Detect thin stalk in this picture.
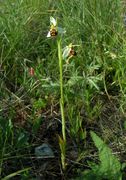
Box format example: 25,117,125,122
0,133,7,176
57,38,66,170
57,39,66,142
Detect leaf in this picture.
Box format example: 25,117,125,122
90,131,122,180
86,76,101,90
76,132,122,180
1,167,31,180
87,78,99,90
16,131,29,148
58,135,66,155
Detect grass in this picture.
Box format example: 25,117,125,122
0,0,126,179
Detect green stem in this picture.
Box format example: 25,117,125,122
57,38,66,170
57,38,66,142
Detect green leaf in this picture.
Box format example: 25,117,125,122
90,131,122,180
16,132,29,148
58,135,66,155
76,131,122,180
1,167,31,180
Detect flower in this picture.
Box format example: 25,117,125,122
62,43,77,61
47,16,66,38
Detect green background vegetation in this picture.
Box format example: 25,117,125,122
0,0,126,179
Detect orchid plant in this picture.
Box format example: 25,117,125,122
46,16,76,170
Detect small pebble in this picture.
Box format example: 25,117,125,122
35,143,54,158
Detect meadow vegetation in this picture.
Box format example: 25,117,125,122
0,0,126,179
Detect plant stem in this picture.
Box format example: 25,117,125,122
57,38,66,170
58,38,66,142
